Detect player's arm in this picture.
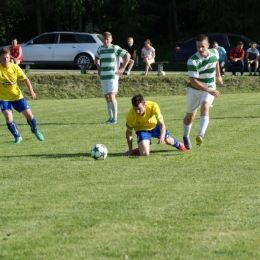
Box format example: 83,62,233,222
215,61,223,85
123,129,134,156
157,118,166,144
117,53,130,74
23,78,36,99
189,78,220,97
95,56,101,76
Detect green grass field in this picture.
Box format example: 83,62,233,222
1,94,259,260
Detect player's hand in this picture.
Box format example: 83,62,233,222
116,68,125,75
157,139,166,144
29,91,37,99
208,89,220,97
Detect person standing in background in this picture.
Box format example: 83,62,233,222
95,32,130,124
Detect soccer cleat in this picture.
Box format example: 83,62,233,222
34,131,44,141
196,135,204,146
183,136,192,150
110,118,117,124
123,71,130,75
249,72,252,76
177,143,187,151
105,119,111,124
14,137,22,144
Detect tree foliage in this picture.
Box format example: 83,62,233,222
0,0,259,47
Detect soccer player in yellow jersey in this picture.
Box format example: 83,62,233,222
0,48,44,144
123,94,187,156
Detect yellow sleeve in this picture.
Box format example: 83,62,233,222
153,103,163,121
16,65,27,81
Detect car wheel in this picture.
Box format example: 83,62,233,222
75,53,93,69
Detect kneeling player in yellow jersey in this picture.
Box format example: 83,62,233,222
123,94,187,156
0,48,44,144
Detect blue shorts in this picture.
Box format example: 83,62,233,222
0,98,30,113
136,123,170,143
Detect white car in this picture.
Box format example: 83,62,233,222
17,32,103,69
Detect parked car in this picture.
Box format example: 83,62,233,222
3,32,103,69
175,33,259,65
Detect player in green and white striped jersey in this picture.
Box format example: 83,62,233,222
182,34,223,149
95,32,130,124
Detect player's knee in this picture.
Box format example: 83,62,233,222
140,151,149,156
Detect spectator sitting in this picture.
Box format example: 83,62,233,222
246,42,259,76
123,37,138,75
141,39,155,75
228,41,245,76
9,38,23,65
212,41,228,76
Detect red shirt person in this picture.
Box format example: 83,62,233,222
228,41,245,76
9,38,23,65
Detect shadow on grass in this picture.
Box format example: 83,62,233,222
0,149,185,159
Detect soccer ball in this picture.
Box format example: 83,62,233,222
90,144,108,160
159,71,166,76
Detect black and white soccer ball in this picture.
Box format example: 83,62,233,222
90,144,108,160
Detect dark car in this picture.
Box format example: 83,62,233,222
175,33,259,65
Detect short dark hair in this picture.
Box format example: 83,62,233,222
237,41,244,46
196,34,208,42
0,47,10,56
132,94,145,107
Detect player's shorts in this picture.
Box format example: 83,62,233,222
136,123,170,143
101,80,118,94
0,98,30,113
186,87,214,113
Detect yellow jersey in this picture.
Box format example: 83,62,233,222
126,101,163,131
0,63,27,101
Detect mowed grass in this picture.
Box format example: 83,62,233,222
0,93,259,260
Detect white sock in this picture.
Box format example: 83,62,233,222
112,100,118,120
199,116,209,136
183,121,192,137
107,102,113,119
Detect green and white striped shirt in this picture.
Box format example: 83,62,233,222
187,48,219,90
95,44,128,81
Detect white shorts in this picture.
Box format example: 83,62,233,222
186,87,215,113
101,80,118,95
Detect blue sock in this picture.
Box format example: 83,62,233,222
27,118,38,133
7,121,20,137
172,137,180,149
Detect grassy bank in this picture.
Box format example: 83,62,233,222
19,73,260,100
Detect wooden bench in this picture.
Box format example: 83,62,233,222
140,61,169,73
21,62,34,73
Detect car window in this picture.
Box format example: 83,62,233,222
33,34,57,44
208,35,225,47
76,34,96,43
59,34,78,44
